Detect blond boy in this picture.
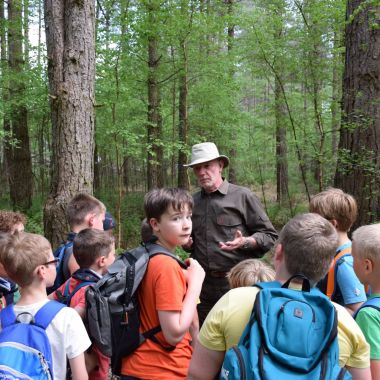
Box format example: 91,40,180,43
0,232,91,380
227,259,275,288
352,224,380,379
309,188,366,313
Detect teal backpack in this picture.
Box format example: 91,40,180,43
220,275,351,380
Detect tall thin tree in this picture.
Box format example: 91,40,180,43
7,0,33,211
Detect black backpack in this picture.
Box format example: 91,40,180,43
85,242,187,375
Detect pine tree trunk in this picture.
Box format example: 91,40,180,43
44,0,96,246
8,0,33,211
335,0,380,228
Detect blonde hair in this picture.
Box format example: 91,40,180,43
0,232,52,287
227,259,275,288
352,224,380,262
309,188,357,232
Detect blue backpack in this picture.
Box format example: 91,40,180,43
220,275,351,380
47,238,74,295
0,300,65,379
353,296,380,319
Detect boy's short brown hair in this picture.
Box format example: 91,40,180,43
352,224,380,263
144,188,193,221
309,188,357,232
0,232,52,287
141,218,154,243
73,228,114,268
0,210,27,233
227,259,275,288
66,193,106,228
279,213,338,285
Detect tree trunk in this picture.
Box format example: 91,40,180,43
44,0,96,246
8,0,33,211
226,0,237,184
0,0,9,192
146,1,163,190
275,76,288,205
177,40,189,190
335,0,380,228
331,30,342,162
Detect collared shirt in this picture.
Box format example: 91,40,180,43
191,179,278,272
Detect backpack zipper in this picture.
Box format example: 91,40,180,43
0,342,52,379
279,299,316,322
232,346,246,380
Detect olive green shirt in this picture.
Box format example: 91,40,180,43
191,180,278,272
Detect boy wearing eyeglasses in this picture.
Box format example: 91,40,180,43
0,232,91,380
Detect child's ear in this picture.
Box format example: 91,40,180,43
273,243,284,270
87,213,96,227
364,258,373,273
330,219,338,229
35,264,46,280
98,256,107,267
149,218,160,232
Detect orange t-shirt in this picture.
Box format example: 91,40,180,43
121,254,192,379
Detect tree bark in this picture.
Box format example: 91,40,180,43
177,39,190,190
335,0,380,228
44,0,96,246
0,0,10,193
8,0,33,211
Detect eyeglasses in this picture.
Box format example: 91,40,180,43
42,258,60,268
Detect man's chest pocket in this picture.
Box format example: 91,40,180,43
216,214,242,240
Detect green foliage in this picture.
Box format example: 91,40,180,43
0,0,356,230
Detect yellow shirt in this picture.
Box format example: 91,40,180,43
199,286,369,368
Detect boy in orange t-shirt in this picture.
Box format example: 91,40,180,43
120,188,205,380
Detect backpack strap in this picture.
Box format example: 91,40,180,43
61,241,74,282
139,243,185,351
326,245,352,300
59,270,99,306
65,281,95,307
145,243,187,269
353,296,380,319
0,301,65,330
0,304,17,328
34,301,66,329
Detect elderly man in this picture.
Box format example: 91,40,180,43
184,142,278,324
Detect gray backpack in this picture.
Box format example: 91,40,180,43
85,242,187,375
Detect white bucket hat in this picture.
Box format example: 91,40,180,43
184,142,229,168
